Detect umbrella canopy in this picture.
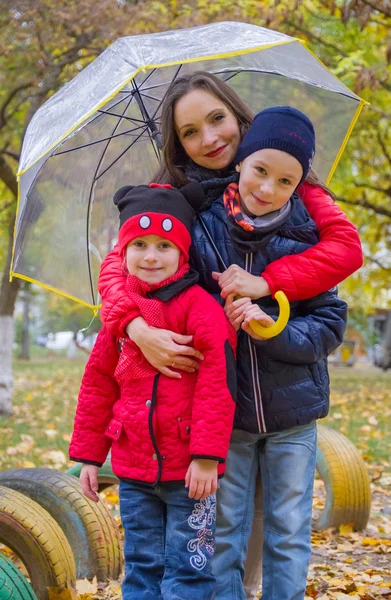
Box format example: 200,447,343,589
11,21,365,309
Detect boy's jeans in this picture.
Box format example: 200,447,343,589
213,422,317,600
119,480,216,600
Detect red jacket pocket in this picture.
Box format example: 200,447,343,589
105,418,123,441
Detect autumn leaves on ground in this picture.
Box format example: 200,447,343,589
0,358,390,599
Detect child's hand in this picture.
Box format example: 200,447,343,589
185,459,218,500
224,294,252,331
212,267,271,300
80,464,100,502
241,304,275,340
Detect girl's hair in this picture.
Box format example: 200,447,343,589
306,169,336,200
152,70,335,199
152,71,254,187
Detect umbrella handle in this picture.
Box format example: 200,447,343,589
235,291,290,339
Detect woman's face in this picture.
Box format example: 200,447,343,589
174,88,241,170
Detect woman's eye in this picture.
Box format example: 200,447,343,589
213,113,225,122
183,129,195,138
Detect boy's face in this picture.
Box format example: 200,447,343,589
236,148,303,217
126,234,181,284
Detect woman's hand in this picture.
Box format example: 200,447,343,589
185,459,218,500
212,266,271,300
80,464,100,503
241,303,275,340
126,317,204,379
224,294,252,331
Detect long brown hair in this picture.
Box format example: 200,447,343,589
152,70,335,199
152,71,254,187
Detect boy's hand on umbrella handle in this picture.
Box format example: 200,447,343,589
241,304,276,340
128,321,204,379
212,267,271,300
224,294,252,331
80,464,100,503
185,459,218,500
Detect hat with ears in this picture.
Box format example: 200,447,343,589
113,182,205,261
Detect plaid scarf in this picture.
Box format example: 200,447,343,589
114,264,193,383
223,182,292,255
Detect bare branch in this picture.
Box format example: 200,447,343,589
377,130,391,167
284,20,349,57
353,182,391,197
364,254,391,271
368,105,391,120
0,149,20,162
0,200,15,215
359,0,391,18
0,83,34,129
336,195,391,219
0,157,17,197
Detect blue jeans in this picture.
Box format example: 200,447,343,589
119,480,217,599
213,422,317,600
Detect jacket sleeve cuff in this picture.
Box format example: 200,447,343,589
191,454,225,464
118,307,142,337
261,271,277,299
69,457,104,467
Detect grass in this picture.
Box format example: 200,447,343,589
0,357,390,472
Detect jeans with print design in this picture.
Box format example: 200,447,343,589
212,422,317,600
119,480,216,600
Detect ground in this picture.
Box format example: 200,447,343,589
0,357,390,599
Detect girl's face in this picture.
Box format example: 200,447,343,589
126,234,181,284
174,88,241,170
237,148,303,217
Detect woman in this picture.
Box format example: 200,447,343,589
98,72,362,599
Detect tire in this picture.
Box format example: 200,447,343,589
314,425,371,531
0,553,38,600
0,486,76,600
0,469,122,582
67,460,119,491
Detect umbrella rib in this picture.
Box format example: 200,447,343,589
94,126,149,181
139,92,162,103
85,95,135,305
85,93,134,126
97,109,146,123
152,64,183,120
54,124,148,155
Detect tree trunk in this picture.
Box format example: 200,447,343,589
0,215,20,415
20,286,30,360
0,316,14,416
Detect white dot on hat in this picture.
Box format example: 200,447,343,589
139,215,151,229
162,218,173,232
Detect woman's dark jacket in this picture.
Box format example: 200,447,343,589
190,193,348,434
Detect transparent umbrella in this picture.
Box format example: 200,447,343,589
11,21,366,310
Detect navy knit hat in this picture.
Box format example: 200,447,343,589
235,106,316,185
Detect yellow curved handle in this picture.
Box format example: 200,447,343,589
249,291,290,339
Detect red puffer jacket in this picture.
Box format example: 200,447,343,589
69,284,237,485
98,183,363,337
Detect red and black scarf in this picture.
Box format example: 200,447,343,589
222,182,292,255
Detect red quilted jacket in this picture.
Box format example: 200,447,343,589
69,283,237,485
98,183,363,337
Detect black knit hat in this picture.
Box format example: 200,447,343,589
235,106,316,185
113,182,204,259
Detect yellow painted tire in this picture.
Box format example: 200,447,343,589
314,425,371,531
0,469,122,582
0,486,76,600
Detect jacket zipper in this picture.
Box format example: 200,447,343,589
245,254,267,433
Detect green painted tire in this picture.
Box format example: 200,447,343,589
0,554,38,600
314,425,371,531
67,460,119,491
0,486,76,600
0,469,122,582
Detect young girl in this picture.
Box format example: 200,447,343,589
97,73,362,598
190,106,347,600
70,183,237,600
